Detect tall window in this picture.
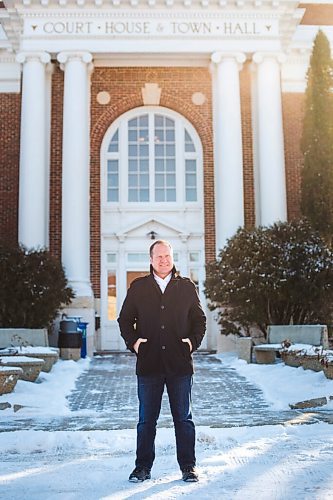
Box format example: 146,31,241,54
104,109,200,205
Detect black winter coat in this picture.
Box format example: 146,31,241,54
117,272,206,376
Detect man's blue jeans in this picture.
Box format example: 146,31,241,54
136,374,195,470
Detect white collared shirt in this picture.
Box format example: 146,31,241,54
153,272,172,294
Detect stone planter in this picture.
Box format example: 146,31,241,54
20,347,59,372
0,347,59,373
0,366,23,394
323,363,333,380
280,351,304,368
301,355,323,372
0,356,45,382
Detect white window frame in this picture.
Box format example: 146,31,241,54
101,106,203,210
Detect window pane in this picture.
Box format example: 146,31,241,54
166,159,175,171
185,129,196,152
107,160,119,202
140,189,149,202
128,130,137,142
155,115,163,127
155,130,164,142
166,189,176,201
155,189,165,201
107,253,117,263
139,130,149,142
128,190,138,202
108,130,119,152
166,174,176,187
186,173,196,187
128,114,150,202
129,174,137,187
155,174,164,187
107,271,117,321
108,189,118,202
186,159,196,172
129,145,137,156
166,144,175,156
154,114,176,203
140,159,149,172
141,174,149,188
140,144,149,156
128,118,137,128
185,159,197,202
166,129,175,142
128,253,149,263
129,160,137,172
155,144,164,157
186,188,197,202
139,115,148,127
189,252,199,262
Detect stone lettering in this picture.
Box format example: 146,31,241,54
105,21,150,34
43,21,93,34
223,21,260,35
171,22,212,35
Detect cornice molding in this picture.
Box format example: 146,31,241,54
21,9,282,19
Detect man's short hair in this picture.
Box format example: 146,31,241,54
149,239,173,258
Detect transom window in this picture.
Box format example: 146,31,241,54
104,109,200,205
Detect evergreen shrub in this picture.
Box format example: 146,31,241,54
204,220,333,338
0,244,74,328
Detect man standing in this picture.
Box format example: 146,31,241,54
118,239,206,483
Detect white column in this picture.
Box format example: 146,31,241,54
253,53,287,226
211,52,246,253
57,51,93,297
16,52,51,249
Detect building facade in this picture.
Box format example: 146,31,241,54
0,0,332,353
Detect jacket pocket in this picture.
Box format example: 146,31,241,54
138,341,148,357
180,339,191,359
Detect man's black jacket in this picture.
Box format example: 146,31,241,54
117,272,206,376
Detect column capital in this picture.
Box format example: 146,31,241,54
57,51,93,66
16,51,51,65
211,52,246,66
252,52,286,65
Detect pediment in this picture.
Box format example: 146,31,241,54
116,217,189,241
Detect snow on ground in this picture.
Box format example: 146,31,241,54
0,357,90,415
1,354,333,499
1,424,333,499
219,353,333,411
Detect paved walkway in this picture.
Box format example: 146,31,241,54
1,353,332,432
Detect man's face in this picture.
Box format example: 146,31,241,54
150,243,174,279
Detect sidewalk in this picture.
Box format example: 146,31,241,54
1,353,332,432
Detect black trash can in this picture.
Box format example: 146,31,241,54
58,320,82,360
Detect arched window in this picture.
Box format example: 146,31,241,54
103,108,201,206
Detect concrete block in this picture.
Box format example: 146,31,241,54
268,325,328,348
236,337,253,363
0,329,49,348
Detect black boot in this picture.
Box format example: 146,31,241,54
181,466,199,482
129,466,151,482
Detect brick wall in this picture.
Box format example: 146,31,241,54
49,66,64,259
282,93,304,220
90,67,214,297
240,62,255,229
0,93,21,246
